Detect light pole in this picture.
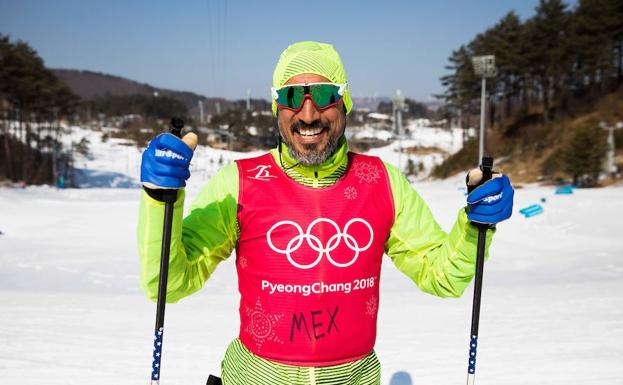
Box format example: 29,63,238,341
471,55,497,164
599,120,623,178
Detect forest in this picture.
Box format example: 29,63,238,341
436,0,623,185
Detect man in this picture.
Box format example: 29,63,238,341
138,41,513,385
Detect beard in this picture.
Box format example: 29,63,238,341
279,120,343,167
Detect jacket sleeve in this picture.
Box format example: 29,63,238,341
384,162,494,298
137,163,240,303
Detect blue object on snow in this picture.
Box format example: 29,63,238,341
540,197,547,203
555,184,574,194
519,204,544,218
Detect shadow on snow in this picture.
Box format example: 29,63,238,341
389,371,413,385
73,168,139,188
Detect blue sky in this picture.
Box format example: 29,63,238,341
0,0,578,101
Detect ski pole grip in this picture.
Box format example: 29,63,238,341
158,116,185,203
170,117,184,138
480,156,493,184
470,157,494,230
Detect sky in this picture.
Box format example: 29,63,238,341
0,0,578,102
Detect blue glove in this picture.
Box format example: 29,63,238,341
140,133,194,188
466,175,514,224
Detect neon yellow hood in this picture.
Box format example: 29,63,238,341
272,41,353,115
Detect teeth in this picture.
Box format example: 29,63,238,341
298,127,324,136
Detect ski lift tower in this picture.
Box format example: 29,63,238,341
471,55,497,163
198,100,205,124
392,89,407,172
599,120,623,178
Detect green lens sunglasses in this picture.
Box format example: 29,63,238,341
271,82,348,112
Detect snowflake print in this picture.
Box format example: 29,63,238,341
344,186,358,200
353,161,381,184
365,296,379,316
238,255,248,269
244,298,284,351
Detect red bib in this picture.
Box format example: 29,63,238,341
235,152,394,366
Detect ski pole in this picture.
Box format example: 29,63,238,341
466,156,493,385
150,117,185,384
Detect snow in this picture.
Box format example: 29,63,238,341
346,123,474,178
352,127,394,141
1,127,622,385
366,125,473,178
411,118,432,128
367,112,392,121
64,125,265,189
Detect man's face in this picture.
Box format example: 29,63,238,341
277,73,346,166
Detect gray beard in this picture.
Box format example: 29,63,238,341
278,119,344,166
282,133,341,167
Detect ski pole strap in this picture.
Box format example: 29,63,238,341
151,327,164,383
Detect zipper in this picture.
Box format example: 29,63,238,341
313,171,319,188
309,366,317,385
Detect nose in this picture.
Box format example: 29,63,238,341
296,97,321,125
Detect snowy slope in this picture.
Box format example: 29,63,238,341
65,125,265,189
1,127,622,385
66,123,467,186
366,125,474,179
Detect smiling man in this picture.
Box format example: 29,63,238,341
274,72,346,166
138,41,514,385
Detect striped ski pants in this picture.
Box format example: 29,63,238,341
221,339,381,385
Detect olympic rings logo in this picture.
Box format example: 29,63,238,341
266,218,374,269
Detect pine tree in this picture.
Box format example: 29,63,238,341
0,35,79,184
572,0,619,94
488,12,526,119
440,46,480,120
562,124,607,186
524,0,572,122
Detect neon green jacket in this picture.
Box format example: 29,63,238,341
137,138,493,303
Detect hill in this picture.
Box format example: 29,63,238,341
52,69,228,116
432,88,623,186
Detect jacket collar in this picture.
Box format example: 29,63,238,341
269,135,349,180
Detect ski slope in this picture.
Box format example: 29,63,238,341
1,127,622,385
352,124,473,179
